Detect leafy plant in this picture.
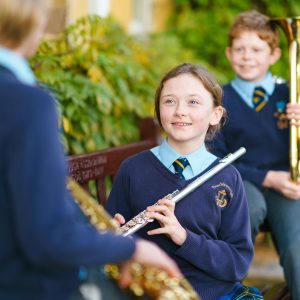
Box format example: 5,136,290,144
32,2,298,155
31,16,159,154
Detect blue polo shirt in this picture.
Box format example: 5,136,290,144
231,72,275,108
0,47,35,85
151,138,217,179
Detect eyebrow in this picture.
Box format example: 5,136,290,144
161,94,202,97
161,94,175,97
188,94,202,97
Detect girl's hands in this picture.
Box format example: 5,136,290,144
114,213,126,226
146,199,187,246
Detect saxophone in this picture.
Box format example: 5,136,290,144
67,178,200,300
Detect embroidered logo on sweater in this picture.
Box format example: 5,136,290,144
215,190,227,207
211,182,233,208
274,100,288,129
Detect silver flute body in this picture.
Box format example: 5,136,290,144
119,147,246,237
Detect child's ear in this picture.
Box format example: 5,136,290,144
270,47,281,65
210,106,224,126
225,47,232,61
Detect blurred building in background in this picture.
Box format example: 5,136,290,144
47,0,172,35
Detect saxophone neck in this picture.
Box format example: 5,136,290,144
67,178,119,232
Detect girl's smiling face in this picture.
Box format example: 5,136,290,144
159,73,223,155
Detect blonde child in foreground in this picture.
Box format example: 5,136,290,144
0,1,181,299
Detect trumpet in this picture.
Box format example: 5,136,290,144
119,147,246,237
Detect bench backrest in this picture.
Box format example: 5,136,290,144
67,118,161,207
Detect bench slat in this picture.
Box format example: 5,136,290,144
68,118,161,206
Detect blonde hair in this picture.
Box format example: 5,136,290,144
228,10,279,52
0,0,49,48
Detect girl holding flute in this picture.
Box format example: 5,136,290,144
107,63,260,300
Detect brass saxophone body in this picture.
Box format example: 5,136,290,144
272,17,300,181
67,179,199,300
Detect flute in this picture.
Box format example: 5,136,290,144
119,147,246,237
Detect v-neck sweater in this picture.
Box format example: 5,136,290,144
107,150,253,300
208,83,289,188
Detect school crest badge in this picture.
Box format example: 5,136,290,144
274,100,288,129
211,182,233,208
215,189,227,208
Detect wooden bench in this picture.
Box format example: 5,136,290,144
67,117,161,207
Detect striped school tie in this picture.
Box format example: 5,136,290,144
173,157,189,179
252,86,268,112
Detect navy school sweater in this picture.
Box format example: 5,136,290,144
107,150,254,300
0,69,135,300
208,83,289,188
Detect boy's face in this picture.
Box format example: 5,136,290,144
226,31,281,83
159,74,223,154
